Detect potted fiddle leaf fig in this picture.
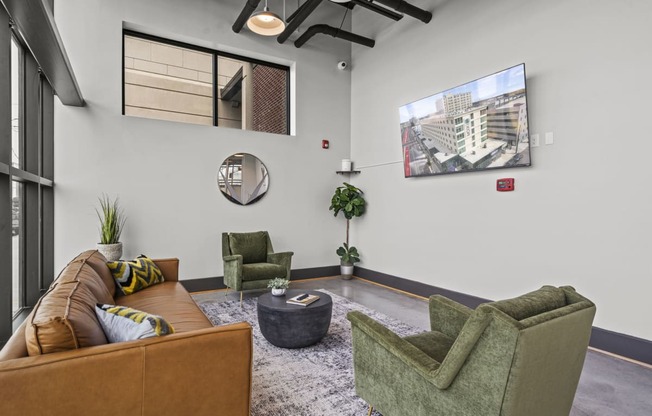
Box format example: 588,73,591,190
96,194,127,261
336,243,360,279
329,182,366,279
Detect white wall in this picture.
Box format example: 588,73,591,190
53,0,352,279
349,0,652,340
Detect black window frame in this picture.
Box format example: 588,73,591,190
1,11,55,346
122,29,291,135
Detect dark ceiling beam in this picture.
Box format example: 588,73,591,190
372,0,432,23
232,0,263,33
288,0,353,23
1,0,84,106
294,24,375,48
351,0,403,21
277,0,323,44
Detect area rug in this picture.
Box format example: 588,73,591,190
196,290,422,416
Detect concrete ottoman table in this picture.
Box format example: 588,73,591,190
257,289,332,348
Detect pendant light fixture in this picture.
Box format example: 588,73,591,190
247,0,286,36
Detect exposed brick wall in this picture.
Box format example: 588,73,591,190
252,65,288,134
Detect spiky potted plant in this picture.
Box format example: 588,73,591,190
329,182,366,279
96,194,127,261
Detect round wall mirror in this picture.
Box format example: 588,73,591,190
218,153,269,205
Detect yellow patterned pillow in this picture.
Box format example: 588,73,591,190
95,304,174,342
107,255,164,295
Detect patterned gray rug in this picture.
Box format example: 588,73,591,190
197,290,422,416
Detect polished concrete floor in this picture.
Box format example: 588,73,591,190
192,275,431,330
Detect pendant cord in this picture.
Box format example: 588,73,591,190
338,7,349,31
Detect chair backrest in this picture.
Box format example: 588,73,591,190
436,286,595,416
494,287,596,416
222,231,271,264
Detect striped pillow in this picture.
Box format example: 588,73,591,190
107,255,164,295
95,304,174,343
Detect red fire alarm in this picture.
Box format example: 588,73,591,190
322,139,329,149
497,178,515,192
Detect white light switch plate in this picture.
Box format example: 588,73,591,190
531,134,540,147
545,132,554,145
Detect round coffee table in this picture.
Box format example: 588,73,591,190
257,289,332,348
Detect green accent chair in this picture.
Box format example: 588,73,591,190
347,286,596,416
222,231,293,301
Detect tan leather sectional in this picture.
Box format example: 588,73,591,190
0,250,252,416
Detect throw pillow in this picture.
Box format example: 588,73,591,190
95,304,175,343
107,255,164,296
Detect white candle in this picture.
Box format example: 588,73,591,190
341,159,352,171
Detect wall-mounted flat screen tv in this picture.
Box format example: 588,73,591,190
399,63,531,178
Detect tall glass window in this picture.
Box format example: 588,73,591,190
1,19,55,341
11,37,21,168
11,181,22,316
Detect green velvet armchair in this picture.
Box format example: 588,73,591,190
222,231,293,302
347,286,596,416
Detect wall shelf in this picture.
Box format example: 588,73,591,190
336,170,361,175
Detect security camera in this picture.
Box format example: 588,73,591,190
337,61,348,71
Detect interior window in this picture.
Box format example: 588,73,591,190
123,32,290,135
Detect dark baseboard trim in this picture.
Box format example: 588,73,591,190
589,327,652,365
355,267,652,365
291,265,340,280
182,277,225,293
181,266,339,293
355,267,490,308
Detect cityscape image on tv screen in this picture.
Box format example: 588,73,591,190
399,63,531,177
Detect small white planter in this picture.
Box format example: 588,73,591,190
97,242,123,261
271,288,286,296
340,262,354,280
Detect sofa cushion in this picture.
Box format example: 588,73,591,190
115,282,212,333
242,263,286,281
490,286,567,321
95,304,175,343
52,259,114,305
72,250,118,298
26,262,108,355
107,255,164,296
228,231,267,264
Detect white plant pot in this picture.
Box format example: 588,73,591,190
340,262,354,280
271,288,286,296
97,242,123,261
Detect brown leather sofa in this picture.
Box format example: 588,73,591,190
0,250,252,416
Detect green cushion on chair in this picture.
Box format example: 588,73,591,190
229,231,268,264
491,286,567,321
404,331,455,363
242,263,287,281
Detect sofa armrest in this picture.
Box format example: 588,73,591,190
0,322,253,416
153,258,179,282
429,295,472,338
347,311,441,380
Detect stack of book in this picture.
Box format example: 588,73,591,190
286,293,320,306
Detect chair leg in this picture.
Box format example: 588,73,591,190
367,405,373,416
240,291,243,307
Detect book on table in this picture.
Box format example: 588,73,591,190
286,293,320,306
